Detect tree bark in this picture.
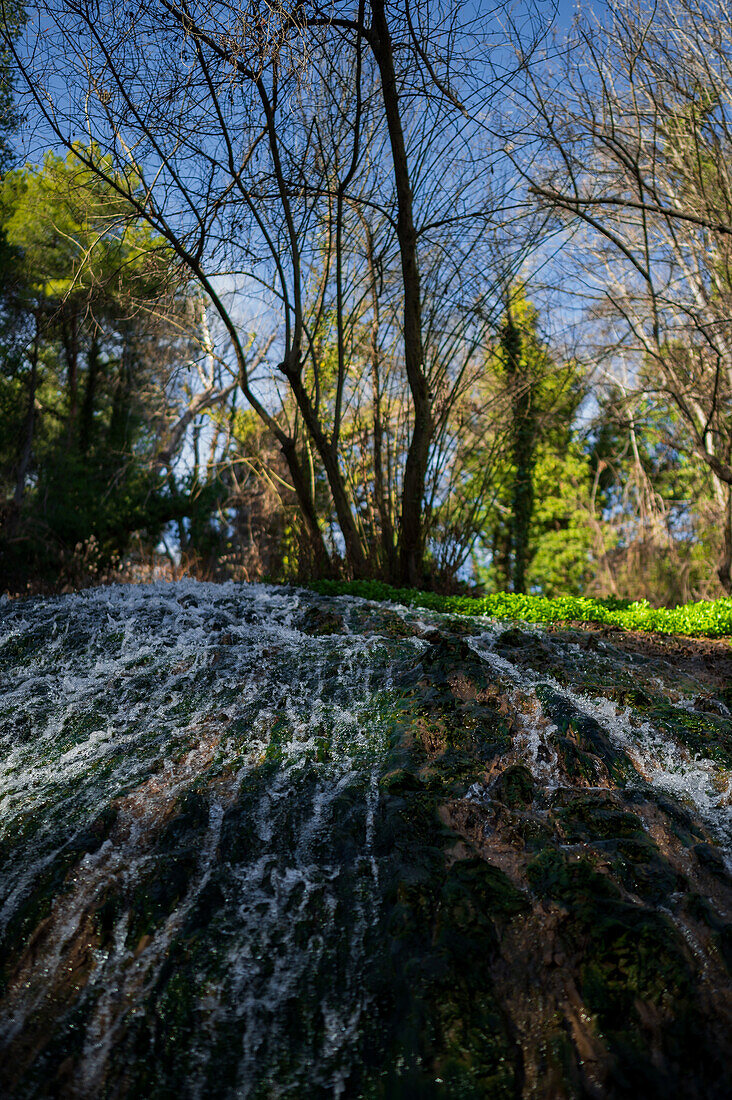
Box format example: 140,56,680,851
717,480,732,595
370,0,431,587
63,310,79,442
5,315,41,543
366,226,396,577
79,334,100,455
279,436,334,579
285,362,370,578
13,314,40,509
504,304,535,594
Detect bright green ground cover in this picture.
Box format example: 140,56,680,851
308,580,732,639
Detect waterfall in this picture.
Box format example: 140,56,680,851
1,583,730,1098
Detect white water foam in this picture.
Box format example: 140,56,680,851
0,581,422,1095
467,632,732,862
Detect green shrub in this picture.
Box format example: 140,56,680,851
307,580,732,638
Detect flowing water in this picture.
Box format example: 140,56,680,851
466,632,732,862
0,582,730,1099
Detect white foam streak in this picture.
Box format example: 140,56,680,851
0,581,414,1095
468,632,732,859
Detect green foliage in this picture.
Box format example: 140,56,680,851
308,579,732,638
0,147,200,589
466,291,593,596
524,440,596,596
0,147,164,304
585,386,726,604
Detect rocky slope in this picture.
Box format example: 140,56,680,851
0,582,730,1098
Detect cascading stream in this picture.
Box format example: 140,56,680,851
1,584,730,1100
465,631,732,863
0,583,423,1096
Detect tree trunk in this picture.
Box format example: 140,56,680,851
109,331,133,453
369,284,396,576
285,364,369,578
63,311,79,442
80,334,100,455
279,436,334,579
717,480,732,595
504,305,535,594
5,317,41,544
13,315,40,509
370,0,431,587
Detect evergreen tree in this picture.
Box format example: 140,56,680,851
0,148,200,588
481,292,590,595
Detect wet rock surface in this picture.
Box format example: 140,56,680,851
0,582,730,1098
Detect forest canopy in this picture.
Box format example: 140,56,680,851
0,0,730,605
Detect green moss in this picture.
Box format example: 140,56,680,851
379,768,426,794
718,925,732,973
441,858,530,925
580,903,692,1024
490,764,534,807
512,816,555,850
392,632,514,795
651,793,707,846
527,848,618,903
536,685,634,784
0,851,78,991
6,996,99,1099
124,793,209,943
693,842,728,879
361,667,529,1098
550,790,644,842
57,704,114,751
650,706,732,768
0,627,49,668
526,845,702,1086
603,684,654,708
297,605,345,636
0,807,118,992
263,714,294,765
127,854,198,943
372,843,523,1098
2,588,730,1097
607,838,684,904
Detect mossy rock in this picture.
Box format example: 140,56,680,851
296,605,345,636
440,857,530,927
524,845,729,1094
379,767,426,794
489,764,535,807
607,836,685,903
1,586,731,1099
537,684,634,783
0,806,118,992
693,842,729,879
550,789,644,842
652,705,732,767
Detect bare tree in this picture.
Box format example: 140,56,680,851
515,0,732,588
4,0,548,584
